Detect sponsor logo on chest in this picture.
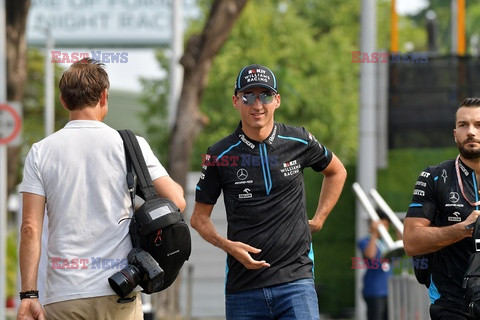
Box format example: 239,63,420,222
280,160,301,177
447,211,462,222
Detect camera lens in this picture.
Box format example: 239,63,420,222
108,265,140,298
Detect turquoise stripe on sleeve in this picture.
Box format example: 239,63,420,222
409,203,422,207
216,141,242,162
278,135,308,145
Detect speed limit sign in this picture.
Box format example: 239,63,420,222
0,102,22,146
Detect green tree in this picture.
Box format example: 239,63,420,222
22,48,68,152
138,50,170,163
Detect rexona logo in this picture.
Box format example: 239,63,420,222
51,50,129,63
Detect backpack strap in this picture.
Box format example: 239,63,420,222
118,129,158,201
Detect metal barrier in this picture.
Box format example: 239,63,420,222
388,273,430,320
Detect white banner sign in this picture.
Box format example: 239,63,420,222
26,0,198,47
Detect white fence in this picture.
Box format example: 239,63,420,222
388,274,430,320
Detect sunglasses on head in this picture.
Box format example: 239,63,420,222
239,92,276,105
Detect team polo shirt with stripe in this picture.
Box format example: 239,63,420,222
406,158,476,311
195,121,333,294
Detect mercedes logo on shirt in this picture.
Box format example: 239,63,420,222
449,192,459,203
237,168,248,180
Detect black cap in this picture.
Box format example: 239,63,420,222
234,64,278,94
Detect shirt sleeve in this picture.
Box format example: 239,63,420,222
302,128,333,172
406,166,438,222
19,144,45,196
195,148,222,205
136,136,168,181
358,237,370,252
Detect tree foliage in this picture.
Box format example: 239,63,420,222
138,51,170,163
22,49,68,151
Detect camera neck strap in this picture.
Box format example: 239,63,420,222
455,155,480,207
118,130,158,205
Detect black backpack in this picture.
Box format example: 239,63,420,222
119,129,191,292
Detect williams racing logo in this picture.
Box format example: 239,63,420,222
280,160,301,177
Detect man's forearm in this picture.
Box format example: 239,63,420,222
19,224,41,291
191,215,230,253
19,193,46,292
404,223,470,256
311,170,346,227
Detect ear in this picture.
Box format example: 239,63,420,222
100,89,108,106
274,93,281,109
232,94,241,111
59,94,69,110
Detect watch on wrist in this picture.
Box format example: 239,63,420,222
19,290,39,300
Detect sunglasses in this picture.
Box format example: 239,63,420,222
239,92,276,105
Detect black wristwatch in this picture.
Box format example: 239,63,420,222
19,290,39,300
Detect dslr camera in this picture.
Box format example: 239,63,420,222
108,247,164,298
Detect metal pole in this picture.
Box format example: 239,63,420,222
451,0,458,55
457,0,466,56
356,0,377,319
168,0,184,129
186,265,193,320
0,0,8,317
390,0,398,52
44,28,55,136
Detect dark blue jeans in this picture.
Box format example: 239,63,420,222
225,278,320,320
364,296,388,320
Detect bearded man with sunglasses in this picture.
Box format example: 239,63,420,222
190,64,347,319
404,97,480,320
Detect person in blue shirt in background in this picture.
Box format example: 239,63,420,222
358,209,400,320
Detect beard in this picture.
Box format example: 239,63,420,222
458,140,480,160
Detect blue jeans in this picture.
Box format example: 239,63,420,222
225,278,320,320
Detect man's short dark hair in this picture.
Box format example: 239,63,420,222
376,208,390,222
458,97,480,110
59,58,110,110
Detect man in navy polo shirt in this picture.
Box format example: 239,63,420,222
190,64,347,320
404,98,480,320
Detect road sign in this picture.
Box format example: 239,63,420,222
0,102,22,146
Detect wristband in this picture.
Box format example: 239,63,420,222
19,290,39,300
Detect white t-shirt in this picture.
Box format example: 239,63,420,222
20,120,168,305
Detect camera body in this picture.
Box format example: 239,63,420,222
108,248,164,298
